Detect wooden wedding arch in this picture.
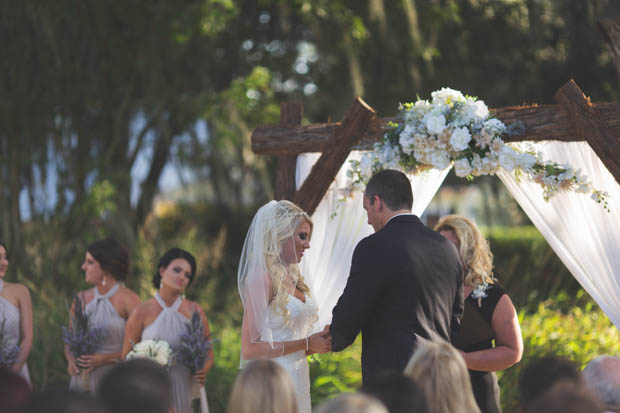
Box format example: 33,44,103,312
250,80,620,215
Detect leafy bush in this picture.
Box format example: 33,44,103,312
497,299,620,413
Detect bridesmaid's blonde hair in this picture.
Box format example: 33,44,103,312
435,215,495,287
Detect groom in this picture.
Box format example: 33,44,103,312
329,169,464,383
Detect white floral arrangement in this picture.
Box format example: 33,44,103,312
347,87,608,208
125,339,173,368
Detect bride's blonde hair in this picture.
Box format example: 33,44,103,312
264,200,312,324
435,215,495,287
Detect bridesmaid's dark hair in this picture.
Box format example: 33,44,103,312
86,239,129,281
152,248,196,289
0,241,7,255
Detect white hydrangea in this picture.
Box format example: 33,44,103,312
449,127,472,151
483,118,506,134
359,154,373,178
430,151,451,169
431,87,465,106
517,152,537,170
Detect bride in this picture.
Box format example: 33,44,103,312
238,200,331,413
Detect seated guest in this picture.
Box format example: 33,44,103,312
518,355,584,412
227,359,297,413
583,355,620,412
404,339,480,413
361,370,429,413
0,367,32,413
315,393,388,413
100,358,172,413
23,388,109,413
525,381,603,413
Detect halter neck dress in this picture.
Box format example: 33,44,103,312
0,279,31,386
69,283,125,394
142,293,195,413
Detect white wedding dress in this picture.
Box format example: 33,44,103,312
268,294,318,413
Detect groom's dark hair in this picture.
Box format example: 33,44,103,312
365,170,413,211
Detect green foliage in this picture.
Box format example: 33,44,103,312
498,301,620,413
482,226,588,312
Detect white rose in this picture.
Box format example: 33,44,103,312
454,158,472,177
423,113,446,135
517,152,537,170
449,127,472,151
133,339,155,354
499,147,517,172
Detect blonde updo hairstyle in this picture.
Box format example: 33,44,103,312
264,200,313,323
404,339,481,413
435,215,495,287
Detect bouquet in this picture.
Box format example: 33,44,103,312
175,310,214,413
125,339,174,368
62,295,103,391
0,318,20,368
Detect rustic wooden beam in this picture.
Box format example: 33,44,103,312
554,79,620,185
251,102,620,155
293,97,376,215
274,103,303,201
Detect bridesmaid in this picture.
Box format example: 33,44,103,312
0,242,33,386
122,248,214,413
65,239,140,394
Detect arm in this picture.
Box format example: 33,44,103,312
121,305,145,359
461,294,523,372
240,311,330,360
12,285,33,373
64,292,80,376
330,239,384,352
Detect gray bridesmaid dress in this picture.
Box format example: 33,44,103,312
0,279,31,386
69,283,125,394
142,293,193,413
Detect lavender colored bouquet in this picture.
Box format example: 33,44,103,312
176,310,214,413
0,318,20,368
62,295,103,391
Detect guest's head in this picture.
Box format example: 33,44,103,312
583,355,620,412
152,247,197,291
315,393,389,413
363,170,413,232
83,239,129,285
435,214,494,287
525,381,603,413
361,370,428,413
404,339,480,413
100,358,172,413
227,360,298,413
24,388,109,413
518,355,584,411
0,367,31,413
0,241,9,278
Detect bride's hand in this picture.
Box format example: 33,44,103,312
308,329,332,354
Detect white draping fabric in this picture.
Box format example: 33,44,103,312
497,142,620,329
296,152,450,328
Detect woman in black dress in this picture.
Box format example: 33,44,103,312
436,215,523,413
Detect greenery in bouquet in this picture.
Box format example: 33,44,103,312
126,339,174,368
0,318,20,368
175,310,213,375
61,295,103,359
348,88,608,209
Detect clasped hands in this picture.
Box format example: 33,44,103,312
306,325,332,355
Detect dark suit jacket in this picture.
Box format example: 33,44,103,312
330,214,464,383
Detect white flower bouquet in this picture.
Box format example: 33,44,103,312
126,339,173,368
348,87,608,208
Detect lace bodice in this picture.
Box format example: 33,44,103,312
267,294,318,342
